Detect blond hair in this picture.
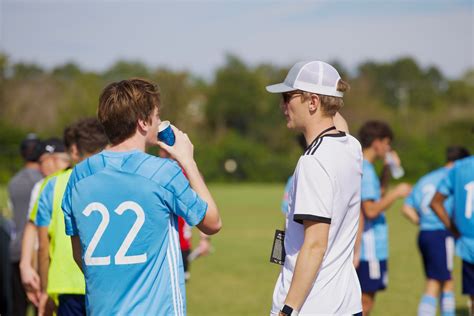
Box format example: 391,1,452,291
301,79,350,116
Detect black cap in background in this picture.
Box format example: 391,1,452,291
39,138,66,156
20,133,42,162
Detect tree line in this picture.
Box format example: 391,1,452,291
0,53,473,183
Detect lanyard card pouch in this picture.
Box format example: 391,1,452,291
270,229,286,265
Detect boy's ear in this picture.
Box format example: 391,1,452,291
137,119,148,131
309,94,320,112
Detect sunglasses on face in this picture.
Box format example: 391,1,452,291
281,91,303,104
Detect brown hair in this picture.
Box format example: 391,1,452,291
98,78,161,145
74,118,109,156
358,120,393,149
63,125,77,151
302,79,350,116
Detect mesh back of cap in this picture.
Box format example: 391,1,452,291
299,61,340,89
273,60,343,97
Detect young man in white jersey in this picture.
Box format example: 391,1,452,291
266,61,363,316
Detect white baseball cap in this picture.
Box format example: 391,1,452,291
266,61,344,97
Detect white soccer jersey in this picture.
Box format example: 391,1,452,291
272,132,363,316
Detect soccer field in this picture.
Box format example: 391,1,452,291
186,184,470,316
0,183,470,315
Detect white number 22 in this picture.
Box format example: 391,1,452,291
82,201,147,266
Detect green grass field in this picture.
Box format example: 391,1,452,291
1,184,471,315
186,184,470,316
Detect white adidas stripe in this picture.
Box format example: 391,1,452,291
167,227,179,316
168,218,184,316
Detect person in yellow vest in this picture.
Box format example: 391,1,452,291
36,118,108,316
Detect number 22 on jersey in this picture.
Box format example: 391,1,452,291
82,201,147,266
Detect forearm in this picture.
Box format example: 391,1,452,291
20,222,37,268
380,165,391,193
284,244,326,310
37,228,49,292
430,193,451,229
402,205,419,225
181,160,221,234
71,236,84,273
363,191,399,219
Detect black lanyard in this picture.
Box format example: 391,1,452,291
306,126,337,150
316,126,337,139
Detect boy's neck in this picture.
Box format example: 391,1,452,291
363,147,377,163
303,116,336,146
107,132,146,153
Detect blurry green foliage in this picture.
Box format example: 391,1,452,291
0,52,473,184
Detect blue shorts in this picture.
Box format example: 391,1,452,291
356,260,387,293
462,260,474,295
58,294,86,316
418,230,454,281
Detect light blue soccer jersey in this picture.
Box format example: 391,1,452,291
35,177,56,227
360,160,388,261
281,176,294,214
405,167,453,231
62,150,208,315
438,156,474,263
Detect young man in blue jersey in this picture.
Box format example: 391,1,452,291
37,118,108,316
62,78,221,315
431,154,474,315
356,121,412,315
403,146,470,316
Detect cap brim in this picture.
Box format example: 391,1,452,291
265,83,295,93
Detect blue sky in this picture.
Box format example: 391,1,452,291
1,0,472,79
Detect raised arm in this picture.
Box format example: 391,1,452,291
158,126,221,235
362,183,411,219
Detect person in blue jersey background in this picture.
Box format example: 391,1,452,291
62,78,222,316
281,134,307,215
403,146,470,316
356,121,412,315
431,155,474,315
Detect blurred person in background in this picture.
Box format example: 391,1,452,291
20,135,74,310
36,118,108,316
280,135,307,217
402,146,470,316
7,134,43,316
356,121,412,315
431,154,474,316
1,213,14,316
